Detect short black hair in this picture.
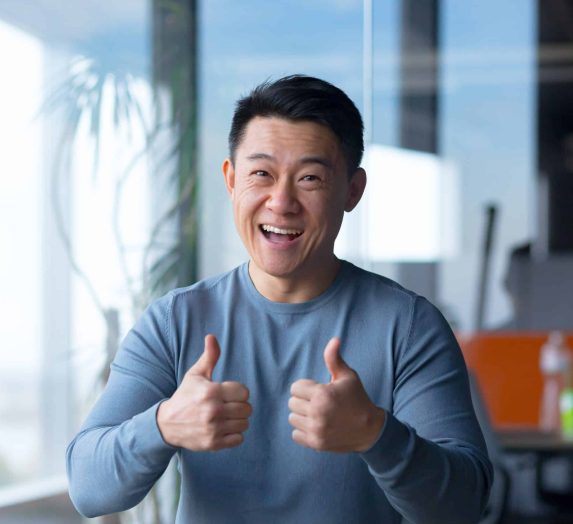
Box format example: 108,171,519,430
228,75,364,174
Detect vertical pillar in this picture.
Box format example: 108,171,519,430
152,0,199,289
40,50,73,477
397,0,440,301
537,0,573,252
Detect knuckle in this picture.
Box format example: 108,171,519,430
195,389,209,403
311,434,327,451
203,382,221,399
314,388,335,410
308,402,323,418
312,417,328,436
231,433,244,447
240,386,250,401
314,384,331,401
195,386,211,402
200,401,221,423
204,431,220,449
290,381,300,395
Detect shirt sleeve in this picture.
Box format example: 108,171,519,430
66,294,179,518
359,296,493,524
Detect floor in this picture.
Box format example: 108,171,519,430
0,493,82,524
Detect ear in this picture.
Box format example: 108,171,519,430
222,158,235,197
344,168,366,212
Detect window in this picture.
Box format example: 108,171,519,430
0,0,156,499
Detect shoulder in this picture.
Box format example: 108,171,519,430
343,262,412,293
142,265,244,322
341,260,418,309
167,265,243,304
340,261,451,340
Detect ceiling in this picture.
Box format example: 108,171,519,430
0,0,147,45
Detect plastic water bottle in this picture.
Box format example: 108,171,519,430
539,332,571,433
561,388,573,439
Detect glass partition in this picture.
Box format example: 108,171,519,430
199,0,567,336
198,0,364,276
0,5,194,521
1,0,572,520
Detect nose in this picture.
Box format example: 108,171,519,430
265,179,301,215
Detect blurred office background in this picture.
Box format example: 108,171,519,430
0,0,571,522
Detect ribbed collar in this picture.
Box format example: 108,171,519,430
239,260,352,315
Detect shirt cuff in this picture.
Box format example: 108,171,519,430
358,411,415,476
127,400,178,469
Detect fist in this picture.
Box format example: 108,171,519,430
288,337,385,453
157,334,252,451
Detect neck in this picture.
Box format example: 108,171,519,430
248,257,341,303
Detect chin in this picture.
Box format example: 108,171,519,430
252,257,303,279
260,265,299,279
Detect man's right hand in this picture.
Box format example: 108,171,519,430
157,334,252,451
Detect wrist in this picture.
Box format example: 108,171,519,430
358,406,386,452
156,399,176,447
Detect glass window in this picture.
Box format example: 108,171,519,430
0,19,44,487
0,0,156,496
2,0,571,518
198,0,364,277
198,0,570,336
438,0,537,331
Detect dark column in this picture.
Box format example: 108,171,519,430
399,0,439,154
538,0,573,252
397,0,440,301
152,0,199,288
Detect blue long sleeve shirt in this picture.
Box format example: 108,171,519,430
66,261,492,523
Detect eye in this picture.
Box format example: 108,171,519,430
300,174,324,188
253,170,269,177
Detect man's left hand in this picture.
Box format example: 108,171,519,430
288,337,385,453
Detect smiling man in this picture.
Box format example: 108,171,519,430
223,115,365,303
67,75,492,523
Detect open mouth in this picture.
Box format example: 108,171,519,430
260,224,303,242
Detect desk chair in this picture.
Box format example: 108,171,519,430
536,451,573,521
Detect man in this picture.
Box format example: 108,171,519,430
67,75,492,523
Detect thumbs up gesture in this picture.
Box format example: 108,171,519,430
288,338,385,453
157,335,252,451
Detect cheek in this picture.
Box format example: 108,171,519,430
305,197,344,225
233,189,264,222
320,203,346,240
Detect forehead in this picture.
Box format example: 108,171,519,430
235,117,343,161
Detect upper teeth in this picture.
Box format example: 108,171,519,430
262,225,302,235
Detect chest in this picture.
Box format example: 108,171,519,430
176,307,395,412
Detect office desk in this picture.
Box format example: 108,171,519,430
497,429,573,514
497,429,573,452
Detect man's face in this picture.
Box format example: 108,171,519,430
223,116,365,283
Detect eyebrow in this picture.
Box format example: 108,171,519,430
245,153,333,169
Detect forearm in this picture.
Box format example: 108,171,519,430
66,401,176,518
360,412,491,524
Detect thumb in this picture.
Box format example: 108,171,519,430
189,334,221,380
323,337,352,382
